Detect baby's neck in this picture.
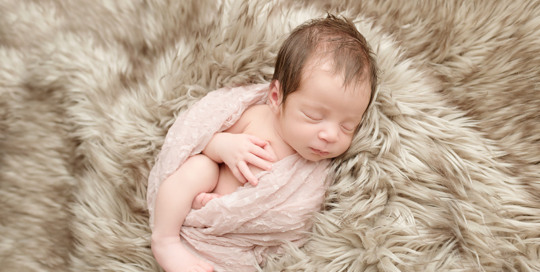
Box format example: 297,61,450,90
268,111,297,159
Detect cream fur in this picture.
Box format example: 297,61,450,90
0,0,539,271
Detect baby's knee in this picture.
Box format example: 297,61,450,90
184,154,219,179
186,154,218,167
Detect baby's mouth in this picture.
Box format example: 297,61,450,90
311,148,329,156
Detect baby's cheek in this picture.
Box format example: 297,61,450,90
339,139,353,154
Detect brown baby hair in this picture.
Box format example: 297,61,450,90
271,13,378,109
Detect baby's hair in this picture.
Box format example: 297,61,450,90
271,13,378,109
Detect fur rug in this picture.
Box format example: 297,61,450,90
1,0,539,271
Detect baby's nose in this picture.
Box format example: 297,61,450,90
318,126,339,143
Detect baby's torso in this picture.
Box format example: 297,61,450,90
212,104,296,195
242,105,296,160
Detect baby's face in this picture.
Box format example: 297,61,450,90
269,58,371,161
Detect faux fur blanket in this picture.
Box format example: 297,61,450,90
1,0,539,271
147,84,330,271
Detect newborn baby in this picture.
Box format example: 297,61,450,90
151,14,378,272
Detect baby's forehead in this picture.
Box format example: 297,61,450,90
299,55,371,97
298,56,338,87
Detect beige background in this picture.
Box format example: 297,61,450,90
1,0,539,271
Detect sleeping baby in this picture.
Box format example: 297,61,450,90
150,14,378,272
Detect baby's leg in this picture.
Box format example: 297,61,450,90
151,154,218,272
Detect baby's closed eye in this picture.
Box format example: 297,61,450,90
341,124,355,132
302,111,322,121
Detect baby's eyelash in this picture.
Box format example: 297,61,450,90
341,125,354,132
303,112,322,121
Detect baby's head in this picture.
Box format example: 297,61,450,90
268,14,378,162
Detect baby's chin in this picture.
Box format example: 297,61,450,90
304,157,326,162
298,150,334,162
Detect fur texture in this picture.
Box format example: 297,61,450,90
1,0,539,271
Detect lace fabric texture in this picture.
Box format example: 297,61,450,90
147,84,330,271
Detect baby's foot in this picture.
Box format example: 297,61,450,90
152,237,213,272
192,193,222,209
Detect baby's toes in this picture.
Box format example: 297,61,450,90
202,193,222,206
198,260,214,272
191,193,206,209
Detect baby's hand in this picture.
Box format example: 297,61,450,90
215,133,276,186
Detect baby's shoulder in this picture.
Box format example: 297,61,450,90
243,104,271,118
226,104,271,134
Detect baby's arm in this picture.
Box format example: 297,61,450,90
202,106,275,186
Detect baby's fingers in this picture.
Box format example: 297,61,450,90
231,167,247,184
246,134,268,148
238,161,258,186
263,142,277,162
250,143,276,162
246,153,272,171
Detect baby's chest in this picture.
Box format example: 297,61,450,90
242,122,294,161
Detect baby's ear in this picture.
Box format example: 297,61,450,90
268,80,282,114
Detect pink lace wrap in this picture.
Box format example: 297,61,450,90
147,84,330,271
